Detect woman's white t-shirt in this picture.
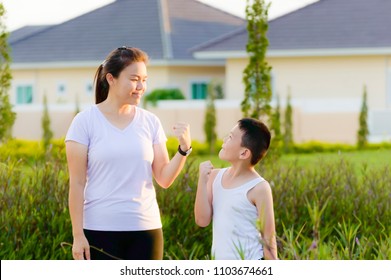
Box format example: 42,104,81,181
65,105,167,231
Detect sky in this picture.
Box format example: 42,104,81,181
2,0,318,32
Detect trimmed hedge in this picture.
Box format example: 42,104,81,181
144,88,185,107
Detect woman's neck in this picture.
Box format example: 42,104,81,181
99,98,133,115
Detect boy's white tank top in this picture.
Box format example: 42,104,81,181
212,168,265,260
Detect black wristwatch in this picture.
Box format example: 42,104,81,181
178,145,192,156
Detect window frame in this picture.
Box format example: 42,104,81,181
190,80,208,100
15,82,34,105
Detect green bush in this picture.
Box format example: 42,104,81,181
0,139,44,163
291,141,391,154
0,138,66,164
144,88,185,107
291,141,356,154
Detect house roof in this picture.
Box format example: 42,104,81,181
9,0,245,65
8,25,51,44
193,0,391,58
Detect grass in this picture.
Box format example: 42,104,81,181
194,148,391,180
1,146,390,260
280,148,391,175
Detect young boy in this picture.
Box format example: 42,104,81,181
194,118,277,260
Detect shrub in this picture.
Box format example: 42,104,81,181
0,158,72,259
144,88,185,107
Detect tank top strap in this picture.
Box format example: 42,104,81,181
241,176,265,191
215,168,228,183
215,168,265,191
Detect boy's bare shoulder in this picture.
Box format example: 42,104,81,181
252,179,272,195
209,168,221,181
211,168,221,175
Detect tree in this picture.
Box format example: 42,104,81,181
204,81,219,154
0,4,16,142
241,0,272,119
42,93,53,153
270,94,283,155
271,94,282,141
357,85,369,149
283,92,293,152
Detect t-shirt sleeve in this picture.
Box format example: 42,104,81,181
153,116,167,145
65,112,89,146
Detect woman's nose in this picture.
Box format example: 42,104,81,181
137,80,145,90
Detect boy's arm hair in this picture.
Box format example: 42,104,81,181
251,181,278,260
194,162,217,227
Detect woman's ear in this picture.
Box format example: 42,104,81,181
105,73,114,85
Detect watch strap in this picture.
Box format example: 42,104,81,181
178,145,191,156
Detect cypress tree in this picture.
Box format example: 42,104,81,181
270,94,283,156
283,92,293,152
204,82,218,154
0,4,16,142
42,94,53,153
241,0,272,120
357,85,369,149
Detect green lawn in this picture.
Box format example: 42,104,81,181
192,148,391,173
281,148,391,173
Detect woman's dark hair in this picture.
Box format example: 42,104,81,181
238,118,271,165
94,46,149,104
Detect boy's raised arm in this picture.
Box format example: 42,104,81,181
194,161,215,227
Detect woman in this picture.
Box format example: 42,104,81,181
65,46,192,260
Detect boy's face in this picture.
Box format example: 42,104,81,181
219,124,245,161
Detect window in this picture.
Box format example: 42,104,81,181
16,85,33,104
191,82,207,99
57,82,67,96
86,82,93,96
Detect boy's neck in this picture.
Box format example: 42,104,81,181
226,162,256,179
221,164,259,189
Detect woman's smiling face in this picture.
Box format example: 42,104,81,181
108,61,148,105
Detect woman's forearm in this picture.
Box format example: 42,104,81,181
68,182,85,237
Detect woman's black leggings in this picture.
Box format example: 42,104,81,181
84,228,163,260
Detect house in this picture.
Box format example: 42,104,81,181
194,0,391,143
9,0,391,143
8,0,245,140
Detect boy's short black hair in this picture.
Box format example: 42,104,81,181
238,118,271,165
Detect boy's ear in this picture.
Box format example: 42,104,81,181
239,148,251,160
